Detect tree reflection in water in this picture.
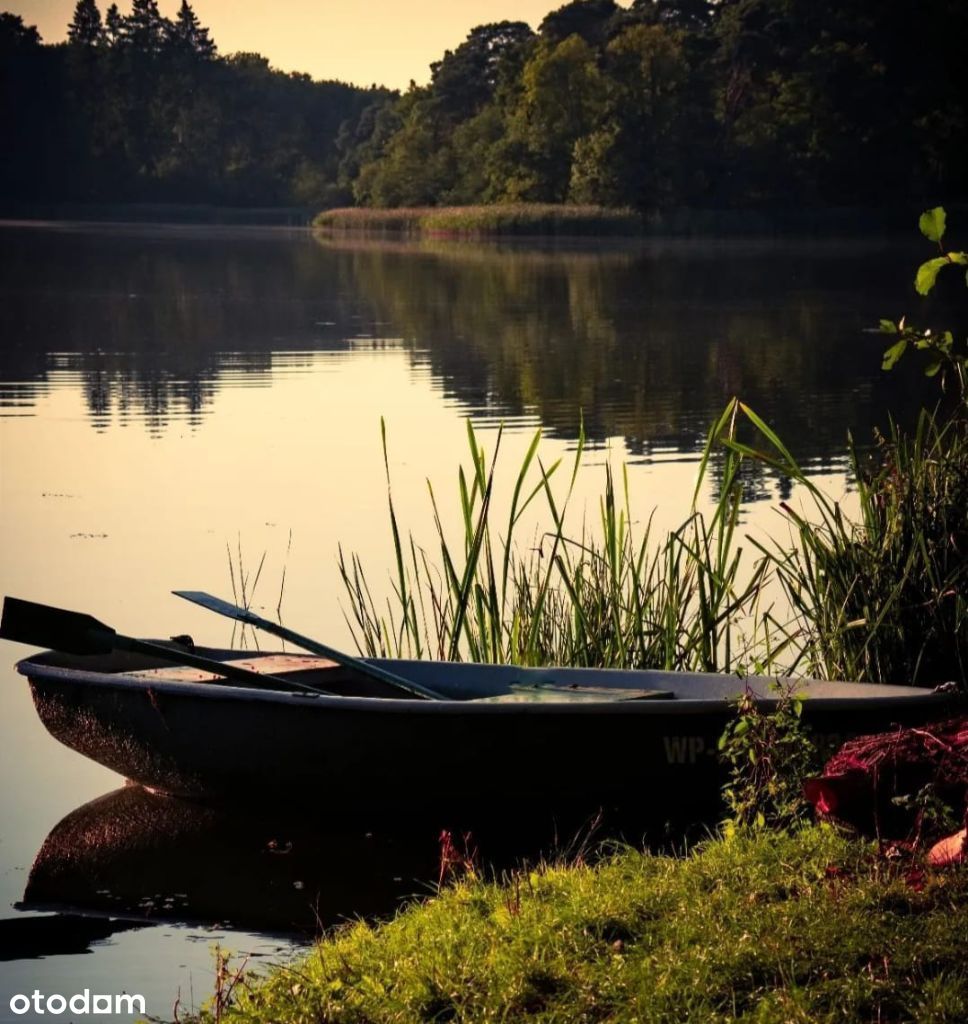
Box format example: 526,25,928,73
0,225,942,488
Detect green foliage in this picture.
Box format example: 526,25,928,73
718,684,818,831
919,206,947,243
331,0,965,212
716,209,967,688
891,784,963,843
428,21,535,124
190,827,968,1023
879,207,967,391
343,396,968,690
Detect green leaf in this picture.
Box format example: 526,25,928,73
925,361,942,377
881,337,908,370
915,257,949,296
946,250,967,265
919,206,946,243
878,319,897,335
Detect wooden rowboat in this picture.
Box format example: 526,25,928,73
15,645,958,824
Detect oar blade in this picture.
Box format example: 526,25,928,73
0,597,116,655
172,590,257,624
172,589,446,700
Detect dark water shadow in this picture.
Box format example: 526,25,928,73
14,785,668,949
0,914,148,962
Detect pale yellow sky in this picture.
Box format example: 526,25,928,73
6,0,584,89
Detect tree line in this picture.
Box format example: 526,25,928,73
1,0,965,211
353,0,967,210
0,0,389,207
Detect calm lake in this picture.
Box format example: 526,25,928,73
0,221,936,1020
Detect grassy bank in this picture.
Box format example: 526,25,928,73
313,204,643,237
195,826,968,1023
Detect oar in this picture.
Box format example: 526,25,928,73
172,590,446,701
0,596,334,696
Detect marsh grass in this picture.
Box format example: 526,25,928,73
341,399,968,688
339,412,780,674
225,531,293,648
193,826,968,1023
722,402,968,687
313,204,643,237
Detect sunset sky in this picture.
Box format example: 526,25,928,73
5,0,583,89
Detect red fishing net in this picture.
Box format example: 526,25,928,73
804,716,968,845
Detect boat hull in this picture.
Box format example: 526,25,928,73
19,649,959,825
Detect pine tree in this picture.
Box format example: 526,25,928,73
168,0,216,59
104,3,122,44
68,0,104,47
124,0,169,53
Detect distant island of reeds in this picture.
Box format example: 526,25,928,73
312,204,643,237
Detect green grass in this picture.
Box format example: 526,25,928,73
193,826,968,1023
312,204,643,237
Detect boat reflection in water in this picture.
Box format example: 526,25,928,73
20,784,582,938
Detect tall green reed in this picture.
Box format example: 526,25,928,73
340,397,967,689
339,411,778,673
720,401,968,686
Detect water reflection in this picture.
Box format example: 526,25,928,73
18,784,623,949
19,786,446,936
321,236,944,466
0,223,943,462
0,225,394,433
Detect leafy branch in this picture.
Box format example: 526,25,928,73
878,207,967,397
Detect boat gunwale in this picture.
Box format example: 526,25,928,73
16,652,953,718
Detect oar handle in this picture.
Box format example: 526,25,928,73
0,596,333,696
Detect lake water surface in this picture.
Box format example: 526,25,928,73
0,222,936,1020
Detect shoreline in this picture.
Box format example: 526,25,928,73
312,202,963,239
3,201,963,238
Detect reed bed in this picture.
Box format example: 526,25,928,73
313,203,643,237
339,411,786,676
341,401,968,688
728,404,968,686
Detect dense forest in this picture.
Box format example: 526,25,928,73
1,0,966,211
0,0,389,207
